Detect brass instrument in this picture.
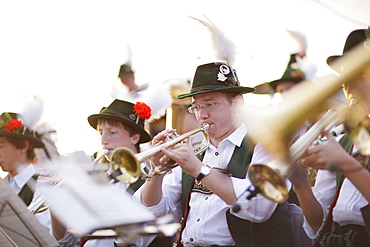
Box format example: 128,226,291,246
245,42,370,203
28,194,49,214
110,123,210,183
93,149,109,164
27,180,62,214
248,108,342,203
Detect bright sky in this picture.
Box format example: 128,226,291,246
0,0,369,157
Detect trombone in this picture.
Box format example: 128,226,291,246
245,42,370,203
110,123,210,184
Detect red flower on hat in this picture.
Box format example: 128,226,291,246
133,102,152,120
291,70,304,78
5,119,23,133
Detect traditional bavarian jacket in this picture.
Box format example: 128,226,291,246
4,164,51,232
134,124,293,247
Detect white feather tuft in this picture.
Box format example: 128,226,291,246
295,55,317,80
20,95,44,131
190,16,237,66
125,42,133,66
137,83,173,122
286,29,307,56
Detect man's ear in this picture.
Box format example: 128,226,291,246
233,95,244,113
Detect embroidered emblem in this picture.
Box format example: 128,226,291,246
352,151,370,172
192,181,213,194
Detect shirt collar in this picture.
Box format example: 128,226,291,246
12,164,36,189
218,123,248,148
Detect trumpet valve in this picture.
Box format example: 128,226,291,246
165,129,180,141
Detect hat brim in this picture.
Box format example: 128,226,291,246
252,83,275,95
0,132,44,148
176,86,255,99
326,55,341,72
88,113,151,143
269,78,303,91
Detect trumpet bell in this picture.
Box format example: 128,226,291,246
111,147,141,184
248,163,289,203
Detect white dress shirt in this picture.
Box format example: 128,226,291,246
303,145,369,239
134,123,284,247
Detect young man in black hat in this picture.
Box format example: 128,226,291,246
0,112,51,231
135,62,295,246
52,99,158,246
290,28,370,247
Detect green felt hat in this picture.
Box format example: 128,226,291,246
268,53,306,91
177,62,255,99
118,64,134,78
0,112,44,148
88,99,151,143
327,28,370,72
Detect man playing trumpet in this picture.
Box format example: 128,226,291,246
135,61,295,246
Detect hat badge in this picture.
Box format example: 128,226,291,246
218,64,230,82
129,114,136,121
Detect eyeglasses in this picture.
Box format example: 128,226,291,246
188,97,230,114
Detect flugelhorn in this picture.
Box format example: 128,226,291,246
110,123,210,184
244,41,370,203
244,43,370,164
248,108,342,203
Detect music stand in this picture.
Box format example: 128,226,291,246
0,179,58,247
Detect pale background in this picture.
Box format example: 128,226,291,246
0,0,369,159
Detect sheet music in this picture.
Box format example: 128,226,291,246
38,152,155,236
0,179,58,247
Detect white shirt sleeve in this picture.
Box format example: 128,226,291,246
302,170,336,239
133,166,183,222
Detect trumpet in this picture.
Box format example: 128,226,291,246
245,42,370,203
93,149,109,164
110,123,210,184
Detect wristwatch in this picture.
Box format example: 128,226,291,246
196,165,211,182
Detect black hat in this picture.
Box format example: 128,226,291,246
118,64,134,78
327,28,370,72
0,112,44,148
268,53,306,91
88,99,151,143
177,62,255,99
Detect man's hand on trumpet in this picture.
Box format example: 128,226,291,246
301,130,359,173
150,129,177,172
160,140,203,178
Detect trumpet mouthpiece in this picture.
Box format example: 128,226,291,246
202,123,210,130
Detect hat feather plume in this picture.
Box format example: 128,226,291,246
20,95,44,131
125,42,133,66
138,83,173,122
286,29,307,56
286,30,317,79
190,15,237,66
